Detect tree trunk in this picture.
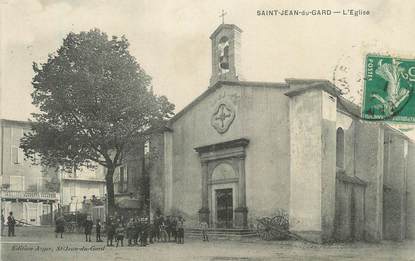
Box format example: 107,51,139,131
141,154,150,216
105,166,116,217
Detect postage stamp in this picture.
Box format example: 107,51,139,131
362,54,415,122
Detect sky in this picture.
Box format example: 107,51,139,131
1,0,415,132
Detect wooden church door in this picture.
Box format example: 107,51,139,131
216,188,233,228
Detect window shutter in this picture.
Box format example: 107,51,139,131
12,147,18,164
123,167,128,192
118,167,124,192
18,148,24,163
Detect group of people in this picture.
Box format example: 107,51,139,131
53,213,186,247
105,215,185,247
3,210,209,245
3,210,212,244
149,215,185,244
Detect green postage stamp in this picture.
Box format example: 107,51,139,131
362,54,415,122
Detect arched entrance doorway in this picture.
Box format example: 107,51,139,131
194,138,249,228
211,163,237,228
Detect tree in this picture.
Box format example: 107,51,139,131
20,29,175,215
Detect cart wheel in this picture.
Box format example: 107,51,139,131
256,215,289,241
257,217,274,241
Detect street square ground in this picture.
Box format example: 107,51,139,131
1,226,415,261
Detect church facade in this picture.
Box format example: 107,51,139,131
149,23,415,243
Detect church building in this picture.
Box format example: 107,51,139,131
149,23,415,243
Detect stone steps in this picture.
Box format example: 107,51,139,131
184,228,258,240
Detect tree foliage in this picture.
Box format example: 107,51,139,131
21,29,174,214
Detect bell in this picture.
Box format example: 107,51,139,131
220,61,229,70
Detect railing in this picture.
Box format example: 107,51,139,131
0,190,59,200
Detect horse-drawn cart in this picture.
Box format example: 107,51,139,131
256,214,290,241
62,212,87,233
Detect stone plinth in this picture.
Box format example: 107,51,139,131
199,207,210,223
234,207,248,228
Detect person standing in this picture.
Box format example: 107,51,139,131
126,218,134,246
172,216,178,242
55,214,65,238
140,218,148,247
96,218,103,242
84,216,93,242
137,218,143,246
7,212,16,237
133,217,139,245
159,218,168,242
1,211,5,237
166,216,172,242
148,219,155,244
176,216,184,244
154,215,161,242
115,223,125,247
106,217,115,247
200,220,209,242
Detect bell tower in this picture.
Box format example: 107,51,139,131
209,22,243,86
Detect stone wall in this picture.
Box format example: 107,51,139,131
165,83,291,227
333,178,365,241
353,185,365,240
149,79,414,242
406,142,415,239
383,131,408,240
289,88,337,243
355,121,384,242
333,112,366,242
336,112,355,176
149,132,166,216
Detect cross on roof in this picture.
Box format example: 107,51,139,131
219,10,227,24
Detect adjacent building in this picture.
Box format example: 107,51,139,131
59,144,146,220
59,165,106,213
112,144,147,218
0,118,146,226
0,119,59,226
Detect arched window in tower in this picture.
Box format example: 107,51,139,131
144,140,150,155
336,127,345,169
218,36,230,74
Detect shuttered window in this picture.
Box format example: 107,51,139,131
118,166,128,193
11,147,24,164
